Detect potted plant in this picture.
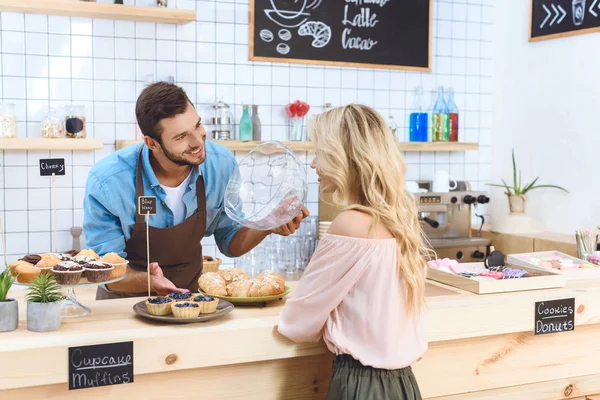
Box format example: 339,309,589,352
489,149,568,214
0,269,17,332
26,274,63,332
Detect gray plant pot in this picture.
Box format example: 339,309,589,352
27,301,62,332
0,299,18,332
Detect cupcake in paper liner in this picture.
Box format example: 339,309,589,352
52,261,84,285
101,252,129,280
83,261,114,283
171,302,200,319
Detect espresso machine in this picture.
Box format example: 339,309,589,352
414,181,491,262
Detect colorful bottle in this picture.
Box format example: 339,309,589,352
432,86,449,142
446,88,459,142
409,86,428,142
239,105,252,141
251,105,261,141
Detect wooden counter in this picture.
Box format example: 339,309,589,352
2,279,600,399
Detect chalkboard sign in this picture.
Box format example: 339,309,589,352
68,342,134,390
249,0,432,71
530,0,600,41
39,158,65,176
138,196,157,215
534,298,575,335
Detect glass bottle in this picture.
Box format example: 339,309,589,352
446,88,459,142
409,86,428,142
388,116,399,139
41,107,64,139
251,105,261,141
0,103,17,138
65,105,87,139
239,104,253,141
432,87,449,142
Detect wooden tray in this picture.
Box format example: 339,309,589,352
133,299,234,324
508,251,600,280
427,262,565,295
198,286,292,305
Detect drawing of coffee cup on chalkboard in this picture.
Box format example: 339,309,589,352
573,0,586,26
265,0,310,28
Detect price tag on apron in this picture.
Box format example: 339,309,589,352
138,196,157,215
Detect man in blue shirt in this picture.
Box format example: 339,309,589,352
84,82,308,299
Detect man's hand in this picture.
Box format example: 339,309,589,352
149,262,188,296
271,206,310,236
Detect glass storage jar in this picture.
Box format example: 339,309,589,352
41,107,65,139
65,105,86,138
0,103,17,138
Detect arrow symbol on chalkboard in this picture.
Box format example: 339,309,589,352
541,5,552,28
541,4,567,28
556,5,567,23
590,0,599,17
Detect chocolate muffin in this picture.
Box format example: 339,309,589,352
52,261,84,285
83,261,114,283
19,254,42,264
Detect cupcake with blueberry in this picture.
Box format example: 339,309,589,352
145,297,173,316
167,291,193,302
171,302,200,319
52,261,84,285
192,294,219,314
83,261,114,283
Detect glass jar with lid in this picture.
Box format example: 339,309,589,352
65,105,86,139
0,103,17,138
41,107,65,139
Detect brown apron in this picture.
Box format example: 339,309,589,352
96,149,206,300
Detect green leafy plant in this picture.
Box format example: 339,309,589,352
26,274,63,303
0,269,15,301
488,149,569,195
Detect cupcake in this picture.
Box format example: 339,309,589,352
76,248,100,260
19,254,42,265
83,261,114,283
72,256,96,265
167,291,193,302
12,261,40,283
101,252,129,280
53,253,73,261
192,295,219,314
145,297,173,316
171,302,200,319
36,254,62,276
52,261,84,285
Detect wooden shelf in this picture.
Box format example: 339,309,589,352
0,138,103,151
0,0,196,24
116,140,478,153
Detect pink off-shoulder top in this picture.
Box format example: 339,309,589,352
278,233,427,370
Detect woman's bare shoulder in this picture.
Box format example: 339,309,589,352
328,210,394,239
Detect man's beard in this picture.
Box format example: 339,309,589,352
160,144,204,166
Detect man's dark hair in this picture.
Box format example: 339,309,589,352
135,82,192,143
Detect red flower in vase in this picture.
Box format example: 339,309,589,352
286,100,310,118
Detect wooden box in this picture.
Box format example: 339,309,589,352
508,251,600,280
427,262,566,295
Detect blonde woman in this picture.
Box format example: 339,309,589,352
278,104,429,400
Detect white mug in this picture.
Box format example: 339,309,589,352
432,171,457,193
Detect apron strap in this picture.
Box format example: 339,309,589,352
196,174,206,212
135,146,145,224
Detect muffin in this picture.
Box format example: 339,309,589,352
171,302,200,319
83,261,114,283
19,254,42,265
53,253,73,261
52,261,84,285
72,256,96,265
145,297,173,316
13,261,40,283
76,248,100,260
167,291,193,302
36,254,62,275
192,295,219,314
101,252,129,280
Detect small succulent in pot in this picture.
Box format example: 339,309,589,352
26,274,64,332
0,269,18,332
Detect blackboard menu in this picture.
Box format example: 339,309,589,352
534,298,575,335
530,0,600,41
69,342,134,390
249,0,431,71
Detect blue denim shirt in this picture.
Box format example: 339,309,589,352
83,141,242,258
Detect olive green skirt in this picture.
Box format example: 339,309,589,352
327,355,423,400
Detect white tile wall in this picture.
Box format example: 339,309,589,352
0,0,494,266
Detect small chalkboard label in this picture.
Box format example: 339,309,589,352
138,196,157,215
68,342,134,390
534,298,575,335
39,158,65,176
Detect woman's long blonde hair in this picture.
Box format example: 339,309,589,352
310,104,431,314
